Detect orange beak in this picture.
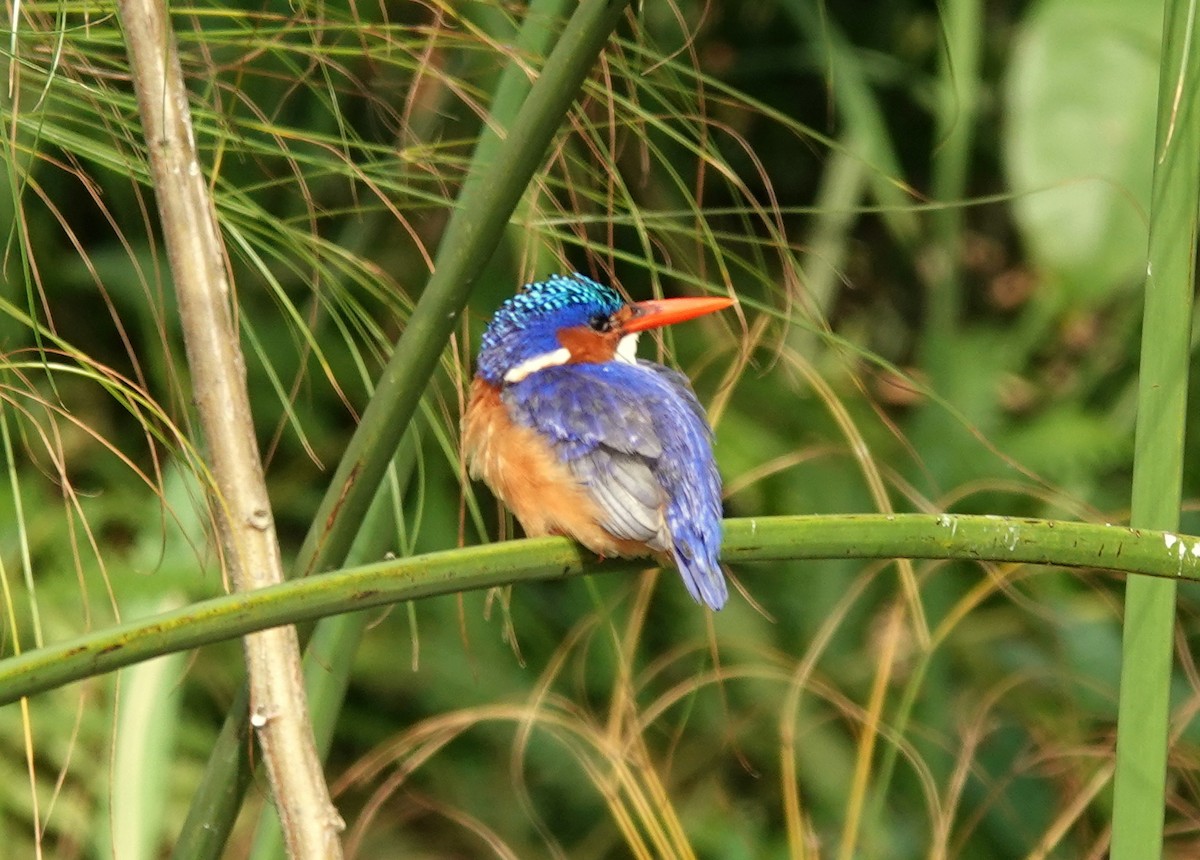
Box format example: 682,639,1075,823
621,295,735,333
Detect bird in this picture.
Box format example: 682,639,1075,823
462,272,733,610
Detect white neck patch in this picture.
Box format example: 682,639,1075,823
503,347,571,383
503,333,640,383
615,332,640,365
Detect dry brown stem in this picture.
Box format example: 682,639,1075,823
115,1,344,855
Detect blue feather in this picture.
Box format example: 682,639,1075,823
476,274,623,386
471,272,729,609
503,360,727,609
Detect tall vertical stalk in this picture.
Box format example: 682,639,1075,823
1112,1,1200,856
115,0,341,855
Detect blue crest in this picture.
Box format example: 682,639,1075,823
476,273,624,385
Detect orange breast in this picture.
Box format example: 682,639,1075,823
462,378,657,560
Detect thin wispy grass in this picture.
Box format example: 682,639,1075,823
1,0,1193,857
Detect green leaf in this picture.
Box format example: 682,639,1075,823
1005,0,1162,301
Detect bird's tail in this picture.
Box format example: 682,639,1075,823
674,548,728,610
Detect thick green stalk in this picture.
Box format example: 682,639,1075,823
247,434,420,858
294,0,630,581
169,685,254,860
174,3,631,856
7,514,1200,706
1111,1,1200,856
247,12,576,855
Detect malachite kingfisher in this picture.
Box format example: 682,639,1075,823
463,273,734,610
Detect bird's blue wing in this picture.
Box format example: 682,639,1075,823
634,363,727,609
503,363,669,550
566,445,668,549
503,362,727,609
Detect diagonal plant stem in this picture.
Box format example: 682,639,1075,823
115,0,342,856
295,0,632,583
247,434,421,857
175,2,633,855
1111,1,1200,856
247,5,574,852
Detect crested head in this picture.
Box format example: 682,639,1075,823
475,273,734,387
475,273,628,386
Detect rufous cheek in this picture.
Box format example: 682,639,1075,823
556,326,620,364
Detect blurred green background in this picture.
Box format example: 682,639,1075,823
2,0,1198,857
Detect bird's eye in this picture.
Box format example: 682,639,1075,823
588,313,613,333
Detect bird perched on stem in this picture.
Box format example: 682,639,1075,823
463,273,734,609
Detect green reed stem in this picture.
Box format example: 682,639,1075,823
1111,2,1200,857
5,514,1200,706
